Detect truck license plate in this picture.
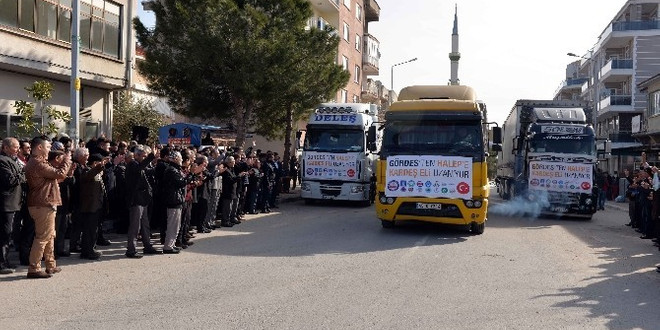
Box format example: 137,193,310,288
552,206,568,213
322,195,334,199
416,203,442,210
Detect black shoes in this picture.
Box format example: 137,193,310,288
231,219,241,225
125,252,144,259
143,247,162,255
96,238,111,246
640,235,653,239
221,222,234,227
80,251,102,260
163,248,180,254
0,267,15,274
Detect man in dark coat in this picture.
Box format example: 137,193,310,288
0,138,26,274
124,146,159,258
77,154,108,260
220,156,244,227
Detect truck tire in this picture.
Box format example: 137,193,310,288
381,220,395,228
502,181,511,200
304,198,315,205
470,221,485,235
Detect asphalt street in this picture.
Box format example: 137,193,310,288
2,191,660,329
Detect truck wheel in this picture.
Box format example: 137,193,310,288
304,198,315,205
360,199,372,207
470,221,485,235
502,182,511,200
381,220,395,228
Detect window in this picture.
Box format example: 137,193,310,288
36,0,58,38
0,0,18,26
354,64,360,83
342,55,348,70
355,34,361,52
1,0,121,58
353,94,359,103
343,0,350,9
58,0,72,42
355,4,362,21
20,0,35,31
342,22,349,41
340,89,348,103
650,89,660,116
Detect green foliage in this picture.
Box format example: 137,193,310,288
487,153,498,180
112,91,166,143
13,81,71,138
134,0,349,145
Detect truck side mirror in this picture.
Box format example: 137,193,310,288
367,126,377,152
492,127,502,144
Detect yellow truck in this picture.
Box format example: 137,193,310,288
368,85,501,233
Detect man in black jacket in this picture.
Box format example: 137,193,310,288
221,156,245,227
125,146,160,258
0,138,25,274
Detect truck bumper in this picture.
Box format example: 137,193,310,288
376,196,488,225
301,181,370,201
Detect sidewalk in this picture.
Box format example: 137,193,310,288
605,200,628,212
278,186,302,204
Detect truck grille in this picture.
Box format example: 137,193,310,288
320,184,342,197
397,202,462,218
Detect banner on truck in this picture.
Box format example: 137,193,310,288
528,161,592,193
303,152,359,180
384,155,472,198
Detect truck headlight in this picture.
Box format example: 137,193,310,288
386,197,394,204
351,186,364,193
301,182,311,191
474,200,482,208
465,200,474,207
585,198,593,205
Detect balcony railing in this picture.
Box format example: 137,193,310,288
610,59,633,69
612,20,660,31
554,78,588,98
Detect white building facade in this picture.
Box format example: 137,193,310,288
0,0,137,140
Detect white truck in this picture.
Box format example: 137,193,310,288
300,103,380,206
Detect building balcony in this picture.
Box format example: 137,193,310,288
362,33,380,75
599,58,633,83
598,19,660,49
554,77,588,98
308,0,339,14
364,0,380,23
361,78,380,103
599,95,633,118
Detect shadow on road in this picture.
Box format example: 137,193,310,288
490,194,660,329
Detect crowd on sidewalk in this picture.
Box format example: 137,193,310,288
0,135,300,279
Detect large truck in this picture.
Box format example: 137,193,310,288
300,103,380,205
371,85,501,234
496,99,598,219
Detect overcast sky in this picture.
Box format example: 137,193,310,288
137,0,626,125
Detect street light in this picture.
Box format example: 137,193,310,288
390,57,418,104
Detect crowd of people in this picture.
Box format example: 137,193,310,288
0,135,300,279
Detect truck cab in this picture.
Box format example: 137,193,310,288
300,103,379,205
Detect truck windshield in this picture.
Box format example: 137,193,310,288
382,121,483,156
529,136,596,155
304,129,364,152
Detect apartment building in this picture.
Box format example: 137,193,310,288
308,0,387,107
0,0,138,140
555,0,660,172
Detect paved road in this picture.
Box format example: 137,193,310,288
3,196,660,329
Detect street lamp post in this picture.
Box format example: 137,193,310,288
390,57,418,105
